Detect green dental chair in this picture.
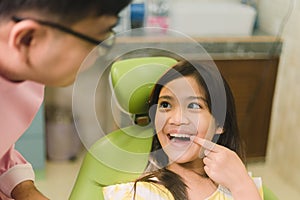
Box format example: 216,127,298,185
69,57,178,200
69,57,278,200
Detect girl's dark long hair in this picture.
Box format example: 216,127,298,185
136,61,244,200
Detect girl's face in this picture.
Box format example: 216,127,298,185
155,75,218,164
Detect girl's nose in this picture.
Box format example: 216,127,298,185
169,108,189,125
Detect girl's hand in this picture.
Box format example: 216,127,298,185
191,136,262,200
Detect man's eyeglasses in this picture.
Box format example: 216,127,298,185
12,16,115,56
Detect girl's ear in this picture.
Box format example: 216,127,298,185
216,127,224,134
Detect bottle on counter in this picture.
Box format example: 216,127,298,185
130,0,146,29
46,105,82,161
146,0,170,29
113,5,131,33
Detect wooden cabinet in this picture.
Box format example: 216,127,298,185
214,58,279,160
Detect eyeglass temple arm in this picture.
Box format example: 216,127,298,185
11,16,103,45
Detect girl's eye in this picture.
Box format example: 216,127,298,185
188,102,201,109
159,101,171,109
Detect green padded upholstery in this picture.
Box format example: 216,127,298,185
69,57,177,200
111,57,177,114
263,185,278,200
69,126,153,200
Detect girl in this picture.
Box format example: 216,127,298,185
103,61,263,200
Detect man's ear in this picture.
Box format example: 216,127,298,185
216,127,224,134
8,20,43,63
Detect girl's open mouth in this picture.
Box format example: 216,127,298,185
168,134,192,141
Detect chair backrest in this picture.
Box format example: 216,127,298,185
110,56,178,121
91,57,178,184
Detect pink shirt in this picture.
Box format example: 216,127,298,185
0,76,44,198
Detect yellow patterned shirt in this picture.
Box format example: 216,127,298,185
103,177,263,200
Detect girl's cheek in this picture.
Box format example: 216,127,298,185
154,112,168,133
198,119,216,139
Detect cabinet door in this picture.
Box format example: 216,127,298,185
215,58,279,160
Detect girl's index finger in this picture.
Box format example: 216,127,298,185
190,136,218,152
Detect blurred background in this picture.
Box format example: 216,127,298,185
15,0,300,199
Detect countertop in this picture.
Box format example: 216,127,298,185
112,30,282,60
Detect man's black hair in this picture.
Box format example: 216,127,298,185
0,0,131,24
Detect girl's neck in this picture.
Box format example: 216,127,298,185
167,158,206,177
167,159,218,199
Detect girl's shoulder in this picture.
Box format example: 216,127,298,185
103,181,175,200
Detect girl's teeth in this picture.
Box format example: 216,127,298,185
169,134,191,141
170,134,191,138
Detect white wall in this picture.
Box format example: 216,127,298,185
258,0,300,189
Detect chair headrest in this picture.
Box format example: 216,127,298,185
110,57,177,115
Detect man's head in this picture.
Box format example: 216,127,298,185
0,0,131,86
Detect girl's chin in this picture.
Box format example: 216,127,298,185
164,147,200,164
